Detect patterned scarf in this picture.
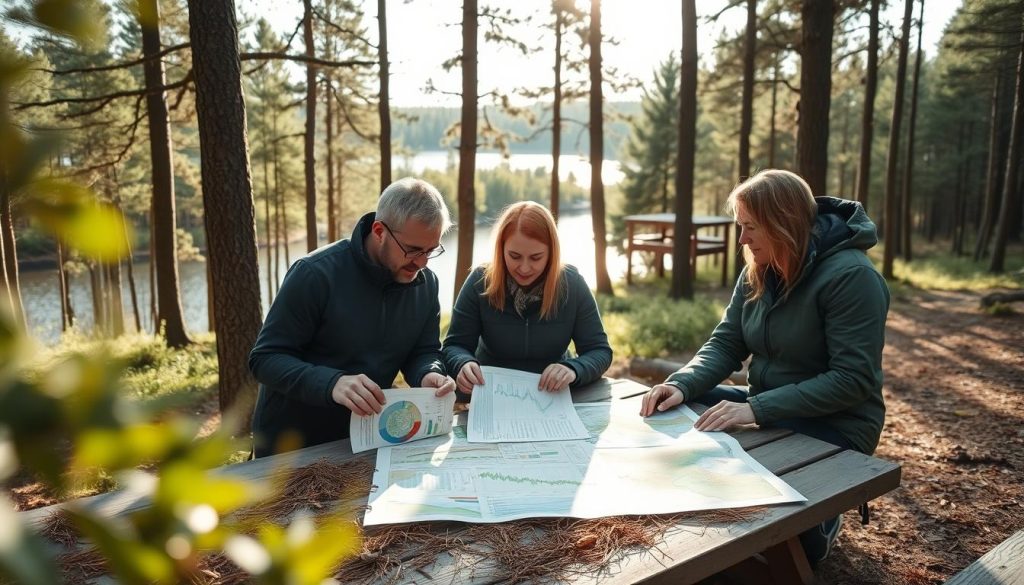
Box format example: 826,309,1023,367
506,274,544,317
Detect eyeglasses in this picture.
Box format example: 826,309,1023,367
380,222,445,260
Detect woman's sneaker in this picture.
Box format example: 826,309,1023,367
800,514,843,566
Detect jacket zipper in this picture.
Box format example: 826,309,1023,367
524,318,530,357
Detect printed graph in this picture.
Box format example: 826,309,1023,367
492,380,555,413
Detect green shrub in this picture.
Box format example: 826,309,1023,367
597,286,724,359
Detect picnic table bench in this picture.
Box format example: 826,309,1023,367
22,377,901,584
945,529,1024,585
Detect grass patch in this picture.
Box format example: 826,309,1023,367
869,240,1024,291
598,276,725,359
32,331,219,407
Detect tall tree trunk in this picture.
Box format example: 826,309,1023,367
453,0,478,304
140,0,191,347
107,260,125,336
975,76,1003,261
325,74,337,243
188,0,265,428
336,108,344,238
769,56,779,168
990,22,1024,274
550,2,564,221
262,122,274,306
953,123,966,254
589,0,613,295
838,98,851,196
303,0,318,252
735,0,756,283
796,0,834,197
148,208,157,334
900,0,924,262
0,191,25,329
855,0,880,212
882,0,913,280
113,196,141,333
378,0,392,193
672,0,697,300
89,262,104,337
739,0,755,183
57,239,74,330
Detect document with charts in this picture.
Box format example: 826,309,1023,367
467,366,590,443
350,388,456,454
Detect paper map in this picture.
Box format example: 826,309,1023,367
364,394,805,525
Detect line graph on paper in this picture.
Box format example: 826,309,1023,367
492,379,555,413
468,366,591,443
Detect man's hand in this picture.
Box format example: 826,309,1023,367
331,374,386,416
694,400,755,432
640,383,684,417
421,372,456,397
538,363,576,392
456,362,485,395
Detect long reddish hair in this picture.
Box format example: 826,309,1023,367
482,202,564,319
727,169,817,301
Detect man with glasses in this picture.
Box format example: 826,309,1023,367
249,177,456,457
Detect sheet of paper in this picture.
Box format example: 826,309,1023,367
574,395,699,448
350,387,456,454
365,402,805,526
467,366,590,443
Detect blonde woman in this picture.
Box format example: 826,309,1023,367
640,169,890,565
443,201,612,395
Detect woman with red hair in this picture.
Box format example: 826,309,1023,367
443,201,612,395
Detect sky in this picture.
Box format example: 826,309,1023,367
244,0,962,107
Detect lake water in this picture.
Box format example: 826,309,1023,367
21,209,634,344
395,151,625,189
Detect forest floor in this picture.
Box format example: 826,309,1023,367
9,286,1024,585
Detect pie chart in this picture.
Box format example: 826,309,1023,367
379,400,422,443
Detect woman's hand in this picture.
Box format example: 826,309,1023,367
694,400,755,431
456,362,485,394
640,384,684,417
421,372,456,397
538,363,576,392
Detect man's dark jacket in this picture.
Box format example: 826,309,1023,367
249,212,444,457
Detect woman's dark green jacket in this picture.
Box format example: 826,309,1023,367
666,197,890,454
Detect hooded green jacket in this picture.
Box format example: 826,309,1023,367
667,197,890,454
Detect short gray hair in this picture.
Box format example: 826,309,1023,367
376,177,452,233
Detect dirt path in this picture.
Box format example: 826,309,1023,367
816,289,1024,584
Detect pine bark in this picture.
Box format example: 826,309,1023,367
796,0,834,197
882,0,914,279
303,0,318,252
672,0,697,300
855,0,880,212
589,0,613,295
454,0,479,304
378,0,392,193
140,0,190,347
187,0,265,426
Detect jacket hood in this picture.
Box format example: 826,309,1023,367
812,196,878,260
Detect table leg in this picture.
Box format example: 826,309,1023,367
763,536,814,585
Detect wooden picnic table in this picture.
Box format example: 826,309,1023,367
623,214,734,287
22,377,901,584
